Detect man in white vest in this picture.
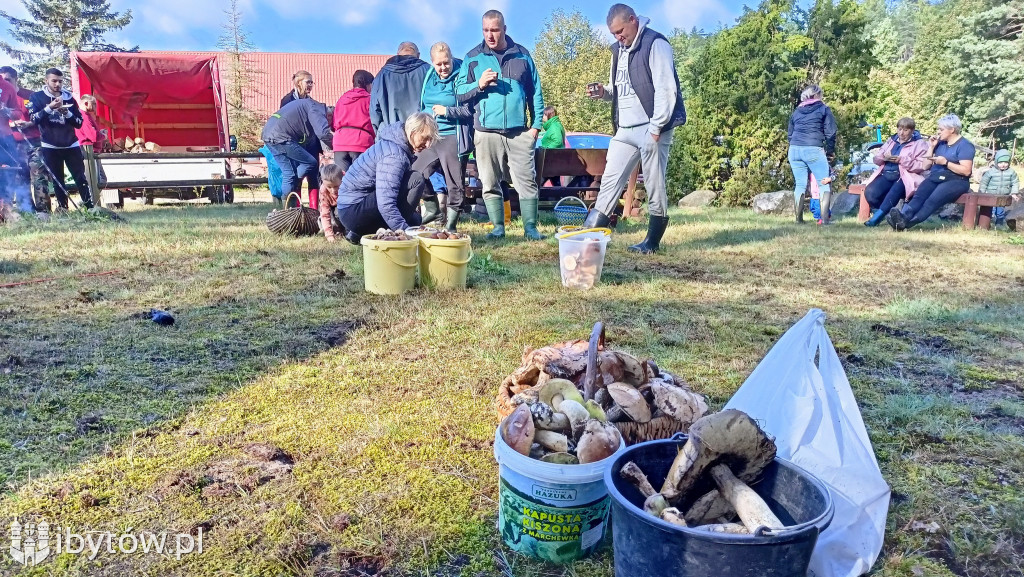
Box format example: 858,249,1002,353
584,3,686,254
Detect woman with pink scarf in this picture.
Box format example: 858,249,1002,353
862,117,929,227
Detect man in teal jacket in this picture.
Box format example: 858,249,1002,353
456,9,546,240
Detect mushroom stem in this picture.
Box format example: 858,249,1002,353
694,523,749,534
619,461,657,498
643,494,669,518
660,508,688,527
660,442,698,495
709,464,783,533
684,490,734,525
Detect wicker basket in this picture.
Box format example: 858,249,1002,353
553,196,588,227
494,322,691,445
266,192,320,236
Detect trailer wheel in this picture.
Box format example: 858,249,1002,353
205,186,226,204
144,193,155,205
224,185,235,204
103,191,124,210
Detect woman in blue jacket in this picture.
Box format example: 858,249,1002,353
787,84,838,224
418,42,474,231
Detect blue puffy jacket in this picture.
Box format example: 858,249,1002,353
787,100,838,155
337,121,414,231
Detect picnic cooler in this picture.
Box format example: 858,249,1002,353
495,323,693,445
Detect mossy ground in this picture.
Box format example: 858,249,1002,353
1,199,1022,576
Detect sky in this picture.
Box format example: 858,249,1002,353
0,0,748,67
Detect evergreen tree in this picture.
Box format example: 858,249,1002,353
217,0,264,152
0,0,134,86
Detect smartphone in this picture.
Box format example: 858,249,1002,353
60,103,74,109
586,82,601,96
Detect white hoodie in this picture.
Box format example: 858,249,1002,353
603,16,680,134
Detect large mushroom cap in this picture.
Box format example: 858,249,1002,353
607,382,652,423
661,409,776,506
539,379,585,411
500,404,535,456
651,381,708,426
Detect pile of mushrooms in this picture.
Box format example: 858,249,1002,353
370,229,411,241
499,338,709,448
619,410,786,535
500,380,622,464
561,238,605,289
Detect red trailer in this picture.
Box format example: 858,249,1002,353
70,52,250,206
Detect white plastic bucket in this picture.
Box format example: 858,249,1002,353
556,230,611,290
493,426,625,563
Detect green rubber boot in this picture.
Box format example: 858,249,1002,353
445,208,461,232
520,198,545,240
421,196,441,225
484,196,505,239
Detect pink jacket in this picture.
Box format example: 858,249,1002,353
332,88,374,153
864,135,930,198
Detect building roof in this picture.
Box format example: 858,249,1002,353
140,51,391,117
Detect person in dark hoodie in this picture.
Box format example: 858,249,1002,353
333,70,375,173
861,117,930,227
261,98,333,207
26,68,92,210
370,42,431,136
280,71,320,206
418,41,474,232
582,4,687,253
336,112,440,242
787,84,837,224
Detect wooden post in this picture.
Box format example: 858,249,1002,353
977,206,993,230
963,194,979,230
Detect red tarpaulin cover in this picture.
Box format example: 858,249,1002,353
71,52,227,149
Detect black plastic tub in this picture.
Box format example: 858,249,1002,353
605,436,834,577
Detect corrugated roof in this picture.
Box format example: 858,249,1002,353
140,51,391,117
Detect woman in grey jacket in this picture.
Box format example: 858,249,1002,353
787,85,838,224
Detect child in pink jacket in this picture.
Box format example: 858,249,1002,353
318,164,345,241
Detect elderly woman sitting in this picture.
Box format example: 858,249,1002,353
887,114,976,231
337,112,441,243
863,117,929,226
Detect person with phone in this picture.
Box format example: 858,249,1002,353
26,68,93,210
580,4,687,253
861,117,929,226
886,114,976,231
455,9,546,240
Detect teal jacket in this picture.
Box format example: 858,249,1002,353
455,36,544,134
420,60,475,154
980,166,1019,196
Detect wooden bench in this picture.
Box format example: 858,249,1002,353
846,184,1011,230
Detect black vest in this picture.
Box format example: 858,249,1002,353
610,26,687,133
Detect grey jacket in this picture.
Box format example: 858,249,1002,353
261,98,332,150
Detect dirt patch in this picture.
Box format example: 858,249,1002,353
326,268,347,281
311,549,392,577
871,323,956,354
200,444,295,499
321,320,366,348
75,412,108,434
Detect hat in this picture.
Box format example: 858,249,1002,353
995,149,1011,163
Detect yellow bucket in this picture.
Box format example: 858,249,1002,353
416,234,473,289
360,236,419,295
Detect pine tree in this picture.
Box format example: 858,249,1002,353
217,0,264,152
0,0,134,86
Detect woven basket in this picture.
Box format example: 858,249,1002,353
553,196,588,227
494,322,690,445
266,192,320,236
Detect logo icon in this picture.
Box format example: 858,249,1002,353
10,519,52,566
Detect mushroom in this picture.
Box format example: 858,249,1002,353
540,452,579,465
534,430,569,453
659,410,778,526
556,399,590,439
538,379,584,411
597,351,626,385
500,404,535,456
684,490,735,526
651,381,708,426
530,402,569,432
660,508,687,527
576,419,621,464
584,399,607,422
694,523,749,534
594,387,612,409
510,387,540,407
710,464,783,532
619,461,657,498
615,352,647,386
644,493,669,517
607,382,652,423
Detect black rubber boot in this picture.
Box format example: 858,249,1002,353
582,209,610,229
819,189,832,225
627,215,669,254
795,193,805,223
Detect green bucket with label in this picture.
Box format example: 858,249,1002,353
493,426,625,563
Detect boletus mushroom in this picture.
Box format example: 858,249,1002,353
500,404,535,456
539,379,585,411
576,419,621,464
530,402,569,432
651,381,708,426
607,382,652,423
556,399,590,439
534,430,569,453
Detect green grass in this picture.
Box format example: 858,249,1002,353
2,202,1024,576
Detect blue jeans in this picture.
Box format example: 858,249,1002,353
0,135,35,212
267,141,319,198
901,173,970,228
788,145,831,207
864,174,906,215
